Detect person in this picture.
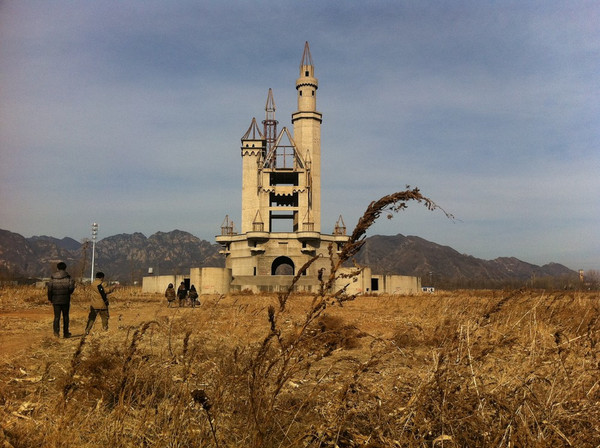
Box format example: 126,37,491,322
188,284,199,308
165,283,176,307
47,261,76,338
177,282,187,307
85,271,116,335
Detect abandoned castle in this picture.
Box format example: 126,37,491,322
142,43,420,295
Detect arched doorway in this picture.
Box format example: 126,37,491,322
272,256,294,275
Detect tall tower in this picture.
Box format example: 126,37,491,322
217,42,348,292
292,42,322,232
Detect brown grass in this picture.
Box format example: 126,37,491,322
1,287,599,447
1,190,598,447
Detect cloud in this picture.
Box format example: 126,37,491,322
0,1,598,271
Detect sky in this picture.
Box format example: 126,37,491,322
0,1,598,271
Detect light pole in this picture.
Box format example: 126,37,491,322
90,222,98,283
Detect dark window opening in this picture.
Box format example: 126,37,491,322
371,278,379,292
270,172,299,186
253,267,256,276
270,192,298,207
305,70,309,76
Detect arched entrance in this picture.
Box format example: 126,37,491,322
272,256,294,275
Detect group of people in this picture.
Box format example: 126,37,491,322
47,262,202,339
164,282,200,307
46,262,116,338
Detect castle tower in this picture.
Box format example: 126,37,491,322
217,42,348,292
240,117,266,233
292,42,322,231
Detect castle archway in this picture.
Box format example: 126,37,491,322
272,256,294,275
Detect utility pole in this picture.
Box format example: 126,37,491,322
90,222,98,283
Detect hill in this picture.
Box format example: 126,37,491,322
353,234,575,288
0,229,575,287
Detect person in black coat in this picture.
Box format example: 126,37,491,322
47,262,76,338
177,282,187,307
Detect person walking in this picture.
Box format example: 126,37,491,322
189,284,199,308
47,261,76,338
165,283,176,307
85,272,116,335
177,282,187,307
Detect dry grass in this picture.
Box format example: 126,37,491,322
0,287,599,447
1,190,598,447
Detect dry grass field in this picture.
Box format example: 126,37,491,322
0,285,599,447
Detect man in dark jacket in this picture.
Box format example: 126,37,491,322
47,261,76,338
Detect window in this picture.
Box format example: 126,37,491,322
371,278,379,291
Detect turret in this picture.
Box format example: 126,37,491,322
296,41,318,112
240,118,265,233
292,41,322,232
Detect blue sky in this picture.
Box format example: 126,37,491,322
1,1,598,270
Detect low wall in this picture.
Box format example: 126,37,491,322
142,274,185,294
382,274,421,295
191,267,232,295
142,268,421,296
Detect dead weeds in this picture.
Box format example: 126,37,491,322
0,288,599,447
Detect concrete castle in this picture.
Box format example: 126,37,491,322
215,42,350,292
143,43,420,296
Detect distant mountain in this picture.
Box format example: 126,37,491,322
0,228,223,283
29,235,81,251
93,230,224,283
353,234,575,287
0,228,576,287
0,230,81,279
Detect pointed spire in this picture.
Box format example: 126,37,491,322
265,88,276,114
242,117,264,140
263,88,278,154
252,210,264,232
334,215,347,235
300,41,314,68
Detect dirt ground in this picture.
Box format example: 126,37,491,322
1,286,599,447
0,287,176,360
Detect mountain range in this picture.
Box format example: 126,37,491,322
0,228,575,288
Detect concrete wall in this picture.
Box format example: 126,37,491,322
382,274,421,295
334,269,420,295
143,269,232,295
142,274,185,294
143,268,420,296
334,267,372,295
190,267,232,295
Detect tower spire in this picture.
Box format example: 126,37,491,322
295,42,318,112
263,88,278,155
300,41,314,69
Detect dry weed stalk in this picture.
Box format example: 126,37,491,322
246,187,447,444
61,335,87,402
118,321,157,404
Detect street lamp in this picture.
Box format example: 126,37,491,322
90,222,98,283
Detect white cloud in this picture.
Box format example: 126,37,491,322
0,0,598,270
